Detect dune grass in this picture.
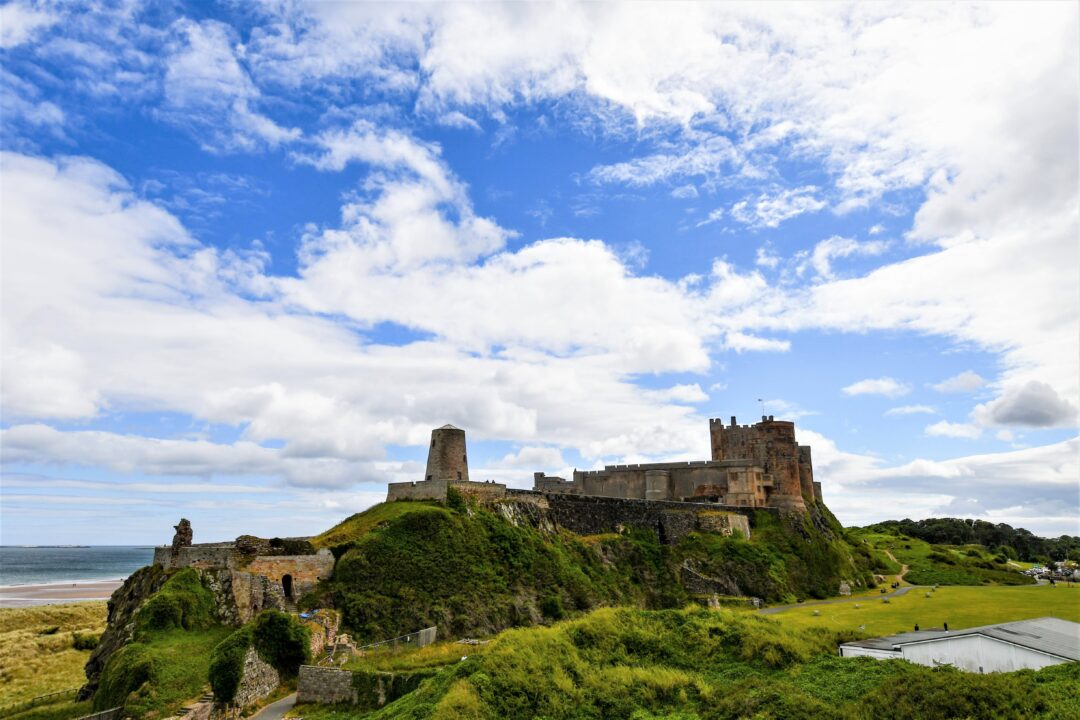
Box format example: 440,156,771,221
765,584,1080,636
0,602,107,706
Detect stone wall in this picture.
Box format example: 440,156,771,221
386,478,448,502
153,544,236,570
696,511,751,538
232,647,280,709
298,666,355,704
297,665,435,709
244,550,334,599
451,480,507,501
512,491,769,544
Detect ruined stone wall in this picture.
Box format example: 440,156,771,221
813,481,823,503
153,543,236,570
296,665,434,709
298,665,355,704
232,647,280,709
386,478,448,502
243,551,334,598
696,511,751,538
450,480,507,500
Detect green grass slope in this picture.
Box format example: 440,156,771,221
292,605,1080,720
93,569,230,717
851,528,1035,586
307,496,888,643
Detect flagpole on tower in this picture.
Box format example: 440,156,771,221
758,398,765,418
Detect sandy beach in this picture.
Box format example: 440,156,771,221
0,580,122,608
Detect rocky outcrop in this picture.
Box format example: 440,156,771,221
171,519,193,557
79,564,170,699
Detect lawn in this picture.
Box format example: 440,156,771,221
0,602,107,706
311,501,447,549
765,584,1080,637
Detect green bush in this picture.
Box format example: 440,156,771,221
93,644,156,711
73,632,100,650
208,611,311,703
135,568,216,635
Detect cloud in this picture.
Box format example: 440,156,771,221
498,446,565,469
805,430,1079,537
800,236,889,280
0,1,59,48
931,370,986,394
730,186,825,229
161,19,300,152
972,381,1078,428
842,377,910,398
1,149,789,485
695,207,724,228
925,420,982,439
670,184,698,199
885,405,937,416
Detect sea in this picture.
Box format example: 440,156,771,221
0,546,156,586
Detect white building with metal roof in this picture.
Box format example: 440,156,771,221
839,617,1079,673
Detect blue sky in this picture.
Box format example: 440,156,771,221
1,1,1077,545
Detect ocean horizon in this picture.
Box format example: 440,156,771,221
0,546,157,587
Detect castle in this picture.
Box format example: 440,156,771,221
387,416,822,512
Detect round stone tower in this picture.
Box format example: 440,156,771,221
425,424,470,483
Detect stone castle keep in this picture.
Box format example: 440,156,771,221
387,416,822,512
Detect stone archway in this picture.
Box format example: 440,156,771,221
282,574,294,600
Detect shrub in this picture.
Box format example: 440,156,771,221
135,568,215,635
209,610,311,703
73,632,100,650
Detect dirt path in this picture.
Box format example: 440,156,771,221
884,550,910,583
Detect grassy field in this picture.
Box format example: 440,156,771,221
0,602,107,706
765,584,1080,636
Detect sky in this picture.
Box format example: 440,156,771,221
1,1,1077,546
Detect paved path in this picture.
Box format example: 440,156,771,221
758,584,918,615
250,693,296,720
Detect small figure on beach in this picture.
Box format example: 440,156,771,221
171,518,193,557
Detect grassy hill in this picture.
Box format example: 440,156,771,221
850,527,1035,586
303,495,886,643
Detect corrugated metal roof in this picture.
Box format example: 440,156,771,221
841,617,1079,661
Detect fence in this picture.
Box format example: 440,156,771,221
74,708,121,720
0,689,78,718
355,627,437,653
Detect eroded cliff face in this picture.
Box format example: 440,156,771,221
79,563,289,701
79,564,170,699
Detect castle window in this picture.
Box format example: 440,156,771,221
463,454,467,463
426,475,432,481
457,471,462,480
432,438,436,447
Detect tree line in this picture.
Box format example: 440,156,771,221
866,518,1080,563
